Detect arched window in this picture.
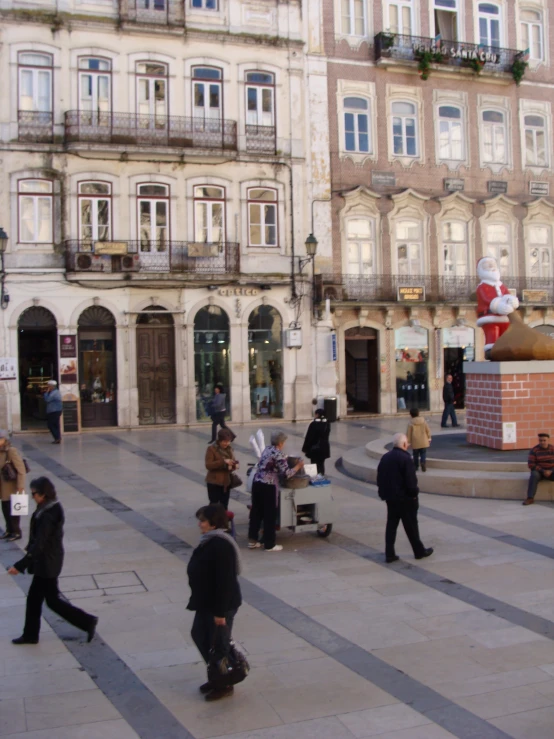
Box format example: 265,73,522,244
192,67,222,121
395,219,423,275
194,186,225,243
524,114,547,166
79,57,111,123
344,97,370,153
481,110,506,163
392,101,417,156
138,184,169,251
478,3,501,47
438,105,463,160
194,306,230,421
246,72,275,128
78,182,111,245
346,218,375,275
248,306,283,418
78,306,117,428
442,221,468,276
18,52,53,135
247,188,277,247
136,62,168,125
520,9,543,61
18,179,53,243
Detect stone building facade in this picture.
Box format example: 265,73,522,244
308,0,554,418
0,0,317,432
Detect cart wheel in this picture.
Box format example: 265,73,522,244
316,524,333,538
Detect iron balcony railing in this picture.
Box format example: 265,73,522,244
65,240,240,276
374,32,521,74
316,275,554,304
245,125,276,154
18,111,54,143
125,0,184,24
64,111,237,151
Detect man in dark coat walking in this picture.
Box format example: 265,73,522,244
441,374,459,428
377,433,433,563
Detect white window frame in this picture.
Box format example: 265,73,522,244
18,52,53,115
247,188,278,248
343,97,371,154
190,0,218,10
136,62,168,125
78,181,112,245
345,217,376,276
78,57,112,123
527,224,553,279
338,80,377,164
194,185,225,243
485,222,512,277
137,183,170,250
18,179,53,244
441,220,469,276
391,101,418,158
524,113,547,167
386,0,414,35
433,0,461,42
478,96,511,173
519,7,544,64
341,0,367,37
245,72,275,129
394,218,425,275
437,104,464,162
477,2,502,47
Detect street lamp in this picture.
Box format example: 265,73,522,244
298,232,319,317
0,228,9,309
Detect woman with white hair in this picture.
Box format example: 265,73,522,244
43,380,62,444
0,429,26,542
248,430,304,552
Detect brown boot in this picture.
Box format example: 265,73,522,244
522,498,535,506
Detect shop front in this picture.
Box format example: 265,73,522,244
18,307,58,430
194,305,230,422
395,325,429,411
442,325,475,409
78,306,117,427
248,305,283,419
344,326,379,414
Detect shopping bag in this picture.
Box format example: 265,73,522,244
11,493,29,516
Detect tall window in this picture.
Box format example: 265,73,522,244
479,3,501,47
529,226,552,278
248,189,277,247
346,219,374,275
79,58,111,123
387,0,413,34
396,220,423,275
18,53,52,121
246,72,275,128
442,221,468,275
138,184,169,251
18,179,53,243
344,97,370,153
486,224,511,276
192,67,222,121
524,114,547,167
482,110,506,163
341,0,366,36
438,105,463,160
520,9,544,62
434,0,459,41
392,101,417,156
79,182,111,245
136,62,167,127
191,0,217,8
194,186,224,243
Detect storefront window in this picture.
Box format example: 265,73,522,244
443,326,475,409
194,306,230,421
248,305,283,418
78,307,117,427
395,326,429,411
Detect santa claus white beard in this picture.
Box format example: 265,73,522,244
478,267,501,284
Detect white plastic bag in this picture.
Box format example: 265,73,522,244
11,492,29,516
256,429,265,455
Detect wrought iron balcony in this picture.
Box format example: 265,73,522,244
124,0,184,24
374,32,522,76
245,125,276,154
64,112,237,151
65,241,240,276
18,111,54,143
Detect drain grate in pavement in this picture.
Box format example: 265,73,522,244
59,570,147,598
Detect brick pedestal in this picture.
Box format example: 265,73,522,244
465,361,554,450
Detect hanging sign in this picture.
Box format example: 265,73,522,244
0,358,17,380
395,326,429,351
397,286,425,302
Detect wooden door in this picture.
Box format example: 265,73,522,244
137,326,176,424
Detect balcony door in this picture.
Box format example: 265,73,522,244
79,58,111,126
136,62,167,136
194,186,224,244
479,3,501,47
79,182,111,249
138,184,169,271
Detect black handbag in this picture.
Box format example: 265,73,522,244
2,457,31,482
229,473,243,489
207,626,249,690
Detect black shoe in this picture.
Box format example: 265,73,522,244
0,531,12,540
415,548,434,560
205,686,234,702
421,463,426,472
12,636,38,645
386,555,399,563
7,533,22,542
86,616,98,643
199,682,213,694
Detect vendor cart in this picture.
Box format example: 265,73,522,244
279,482,335,538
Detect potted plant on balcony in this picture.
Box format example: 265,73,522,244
414,48,443,80
467,57,486,75
511,52,528,85
377,32,396,58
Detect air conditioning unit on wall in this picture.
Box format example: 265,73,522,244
118,254,140,272
71,254,113,272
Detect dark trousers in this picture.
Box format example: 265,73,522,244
1,500,21,536
310,457,325,475
46,411,62,441
248,481,277,550
207,483,230,510
441,403,458,427
412,449,427,469
385,498,426,559
191,608,237,664
23,576,96,641
527,469,553,499
210,412,228,442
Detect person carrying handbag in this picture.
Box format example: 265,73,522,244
0,429,26,542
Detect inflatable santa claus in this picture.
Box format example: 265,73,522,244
476,256,519,356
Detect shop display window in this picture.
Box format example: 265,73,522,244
194,306,230,421
395,326,429,411
248,306,283,418
78,307,117,427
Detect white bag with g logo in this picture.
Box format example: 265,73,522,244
11,492,29,516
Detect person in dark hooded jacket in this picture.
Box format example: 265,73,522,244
7,476,98,645
302,409,331,475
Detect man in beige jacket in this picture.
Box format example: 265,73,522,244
406,409,432,472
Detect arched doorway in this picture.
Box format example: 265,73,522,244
345,326,379,414
18,306,58,430
194,306,230,421
136,306,176,425
248,305,283,418
78,306,117,427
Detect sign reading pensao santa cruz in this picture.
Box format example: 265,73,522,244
413,42,500,64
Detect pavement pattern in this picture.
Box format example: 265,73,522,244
1,414,554,738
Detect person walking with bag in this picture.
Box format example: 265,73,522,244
209,384,231,443
302,408,331,475
205,428,239,510
7,476,98,645
0,429,26,542
187,504,243,702
43,380,63,443
406,408,432,472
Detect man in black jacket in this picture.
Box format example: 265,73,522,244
441,374,459,428
377,433,433,563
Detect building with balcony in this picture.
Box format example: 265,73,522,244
0,0,315,432
307,0,554,418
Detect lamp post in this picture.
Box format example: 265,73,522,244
299,232,319,317
0,228,8,310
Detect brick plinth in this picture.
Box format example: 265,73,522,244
465,361,554,450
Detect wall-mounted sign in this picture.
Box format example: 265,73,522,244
60,359,77,384
397,286,425,302
371,171,396,187
443,326,475,348
395,326,429,351
0,358,17,380
218,287,259,296
59,335,77,358
488,181,508,194
413,42,500,64
94,241,128,255
502,422,517,444
522,289,549,304
329,333,337,362
444,178,465,192
530,181,549,196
